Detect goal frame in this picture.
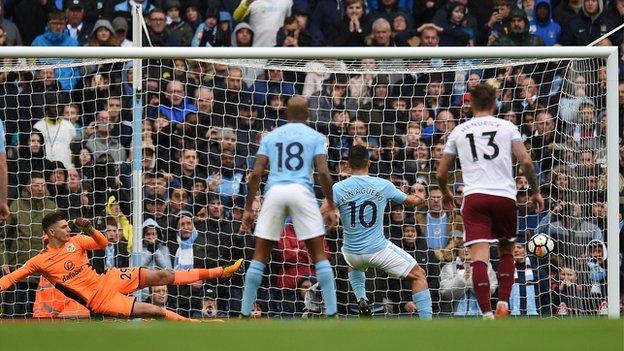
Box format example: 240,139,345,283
0,45,618,319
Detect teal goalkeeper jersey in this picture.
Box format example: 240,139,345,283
257,122,327,194
333,175,407,254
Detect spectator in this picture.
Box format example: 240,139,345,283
44,161,71,215
311,0,346,41
164,0,194,46
65,0,92,45
494,7,545,46
31,11,81,91
195,287,227,318
85,110,127,164
0,0,22,45
435,1,473,46
537,201,603,246
146,285,169,308
231,22,254,47
554,0,583,26
0,173,56,317
144,8,180,46
509,238,551,315
290,2,324,46
141,218,172,270
414,0,445,25
8,132,46,198
479,0,514,45
328,0,370,46
415,185,463,251
31,94,74,172
276,15,314,47
360,74,390,137
559,0,618,46
604,0,624,24
366,18,395,46
440,247,497,316
309,73,357,134
155,80,198,124
233,0,292,47
89,217,130,274
113,0,155,35
182,1,202,31
86,19,119,47
529,0,562,46
207,150,246,205
112,17,132,47
192,8,231,47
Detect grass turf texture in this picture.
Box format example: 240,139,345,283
0,318,621,351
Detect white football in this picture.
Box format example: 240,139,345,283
527,233,555,258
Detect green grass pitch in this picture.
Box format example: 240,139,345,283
0,318,621,351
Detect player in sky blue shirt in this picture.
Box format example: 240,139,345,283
333,175,408,254
326,145,432,319
240,96,337,317
256,121,327,194
0,119,8,220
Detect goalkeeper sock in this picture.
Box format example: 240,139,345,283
496,253,514,304
241,260,265,317
348,270,367,301
172,268,224,285
412,289,433,320
471,260,492,314
315,260,337,316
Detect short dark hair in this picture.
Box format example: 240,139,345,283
348,144,369,170
470,83,497,112
42,211,67,234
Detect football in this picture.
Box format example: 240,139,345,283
527,233,555,258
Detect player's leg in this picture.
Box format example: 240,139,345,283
131,301,194,321
491,196,518,318
347,266,370,316
468,242,493,318
304,235,337,316
494,239,515,318
241,237,276,317
137,260,243,289
404,264,433,320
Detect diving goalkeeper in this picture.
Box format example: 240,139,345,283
0,212,243,321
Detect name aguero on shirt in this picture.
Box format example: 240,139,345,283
338,187,385,203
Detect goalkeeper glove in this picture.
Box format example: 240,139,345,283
74,218,95,235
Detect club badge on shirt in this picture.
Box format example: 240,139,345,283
66,243,76,253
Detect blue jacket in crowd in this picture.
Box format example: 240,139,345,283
31,28,80,91
529,0,561,46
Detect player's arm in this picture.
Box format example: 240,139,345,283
402,194,425,208
314,154,337,228
0,258,38,292
436,153,456,210
73,218,108,250
0,151,9,220
240,154,268,233
511,140,544,212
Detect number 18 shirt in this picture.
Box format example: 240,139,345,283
257,122,327,194
333,175,407,254
443,116,522,201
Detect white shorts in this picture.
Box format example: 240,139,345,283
342,241,417,278
254,183,325,242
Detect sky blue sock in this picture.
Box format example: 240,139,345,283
241,260,265,316
348,270,367,301
412,289,433,320
315,260,337,316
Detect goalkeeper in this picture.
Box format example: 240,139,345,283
0,212,243,321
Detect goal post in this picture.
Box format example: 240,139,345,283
0,46,618,319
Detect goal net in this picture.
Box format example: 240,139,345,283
0,49,618,319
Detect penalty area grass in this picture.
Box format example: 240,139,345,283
0,317,621,351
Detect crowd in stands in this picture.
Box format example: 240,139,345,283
0,0,622,318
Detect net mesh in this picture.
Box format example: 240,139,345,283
0,55,611,319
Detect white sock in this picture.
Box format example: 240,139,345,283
482,311,494,320
497,301,509,309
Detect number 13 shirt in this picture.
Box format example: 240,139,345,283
443,116,522,201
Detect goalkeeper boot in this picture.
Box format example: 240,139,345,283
221,258,244,278
358,299,372,318
494,301,509,319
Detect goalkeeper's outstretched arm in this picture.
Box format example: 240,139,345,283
0,260,37,292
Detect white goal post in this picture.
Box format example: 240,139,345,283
0,45,618,319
